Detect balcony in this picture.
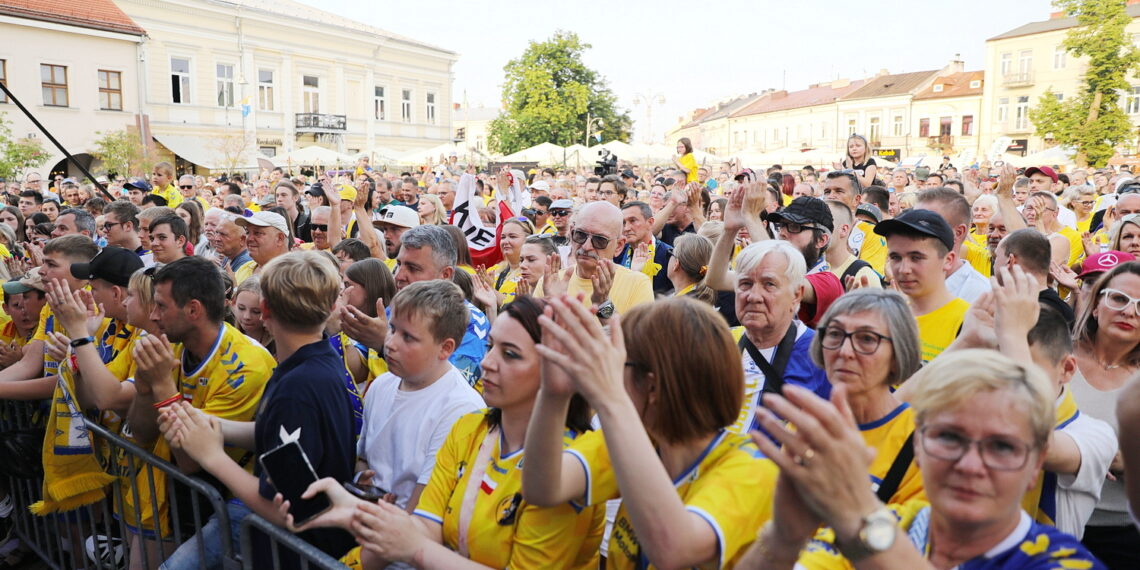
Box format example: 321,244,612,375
928,135,953,149
1002,71,1035,88
295,113,346,133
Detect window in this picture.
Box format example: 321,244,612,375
933,84,944,93
939,116,952,137
258,69,274,111
41,64,68,107
374,86,386,120
426,92,436,124
216,64,234,108
0,59,8,104
303,75,319,113
98,70,122,110
919,118,930,138
1126,87,1140,115
892,115,903,137
171,57,191,104
962,115,974,136
1015,96,1030,130
969,79,981,89
847,118,856,136
1054,92,1064,101
1000,52,1012,76
1018,50,1033,74
401,89,412,122
997,97,1009,123
868,117,880,142
259,146,276,157
1054,46,1066,69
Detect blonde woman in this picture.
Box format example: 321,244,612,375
418,194,447,225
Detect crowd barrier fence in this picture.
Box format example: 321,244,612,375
239,513,345,570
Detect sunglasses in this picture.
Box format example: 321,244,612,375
550,209,572,217
179,185,194,190
571,229,612,250
309,223,328,232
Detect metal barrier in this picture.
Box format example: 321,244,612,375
239,513,346,570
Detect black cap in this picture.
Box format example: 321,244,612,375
620,169,636,179
305,182,325,197
873,209,955,252
123,177,152,192
70,246,144,287
768,196,834,232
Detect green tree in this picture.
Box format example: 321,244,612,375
0,113,50,182
1028,0,1140,167
91,127,151,178
488,31,632,155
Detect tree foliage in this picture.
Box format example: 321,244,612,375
488,31,632,155
91,127,151,178
0,113,50,182
1028,0,1140,167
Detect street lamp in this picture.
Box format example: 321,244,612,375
632,92,666,144
586,112,604,147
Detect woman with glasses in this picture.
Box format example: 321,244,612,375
524,296,778,569
1070,261,1140,566
740,349,1103,569
1108,214,1140,258
1070,187,1097,234
810,289,925,508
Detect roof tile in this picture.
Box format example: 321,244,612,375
0,0,145,35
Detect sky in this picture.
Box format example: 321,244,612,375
302,0,1057,142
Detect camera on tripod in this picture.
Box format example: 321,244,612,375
595,149,618,176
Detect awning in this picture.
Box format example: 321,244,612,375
152,134,263,170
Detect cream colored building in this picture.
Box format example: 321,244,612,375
0,0,145,180
726,79,866,156
453,103,498,164
981,3,1140,159
835,69,942,162
909,70,985,164
117,0,458,173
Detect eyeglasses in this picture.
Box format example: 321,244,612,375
101,222,122,231
919,424,1033,471
598,190,617,197
309,223,329,232
818,326,892,355
550,209,572,217
776,222,818,235
534,210,547,216
571,229,612,250
179,185,194,190
1100,288,1140,313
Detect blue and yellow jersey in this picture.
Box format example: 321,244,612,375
234,261,257,285
491,261,521,301
408,411,604,569
799,499,1104,569
862,403,924,506
32,304,59,375
1021,387,1080,527
152,183,183,208
567,429,777,569
0,318,32,348
915,298,969,363
852,220,888,276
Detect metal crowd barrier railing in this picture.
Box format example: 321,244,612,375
239,514,346,570
0,398,344,570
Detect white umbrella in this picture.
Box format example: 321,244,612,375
272,145,356,168
501,142,567,165
1008,146,1077,168
396,142,461,166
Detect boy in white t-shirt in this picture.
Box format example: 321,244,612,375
355,279,484,512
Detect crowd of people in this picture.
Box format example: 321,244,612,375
2,134,1140,569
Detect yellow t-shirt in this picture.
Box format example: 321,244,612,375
383,257,398,272
680,153,699,183
1057,226,1085,267
534,265,654,315
1077,216,1093,235
852,220,887,276
915,298,969,363
491,262,521,301
567,429,777,569
861,404,925,506
964,238,992,278
412,411,604,569
234,260,257,285
153,183,183,208
0,319,31,348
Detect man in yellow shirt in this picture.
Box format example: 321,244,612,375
874,210,969,362
535,201,653,316
822,171,887,275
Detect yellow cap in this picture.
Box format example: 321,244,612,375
338,185,357,201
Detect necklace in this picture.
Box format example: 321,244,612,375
1091,353,1133,371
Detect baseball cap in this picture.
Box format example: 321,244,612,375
620,169,636,179
529,180,551,192
1078,250,1136,279
1024,166,1059,184
372,205,419,229
550,199,574,210
767,197,834,232
338,185,357,202
70,246,144,287
873,209,955,252
3,268,45,295
257,193,276,207
235,211,290,235
856,203,883,223
124,177,152,192
304,183,326,198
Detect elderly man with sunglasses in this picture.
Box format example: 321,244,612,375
535,201,653,317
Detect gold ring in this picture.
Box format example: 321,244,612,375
803,448,816,461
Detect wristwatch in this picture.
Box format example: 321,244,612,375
69,336,95,348
837,506,897,562
595,300,615,320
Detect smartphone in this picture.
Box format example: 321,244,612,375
343,482,387,502
259,440,330,526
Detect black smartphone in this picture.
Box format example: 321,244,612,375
343,482,388,502
259,440,330,526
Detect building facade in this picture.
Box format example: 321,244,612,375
117,0,458,173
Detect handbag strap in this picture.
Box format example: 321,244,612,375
875,431,915,503
738,324,797,395
455,425,498,558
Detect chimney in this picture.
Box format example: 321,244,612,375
944,54,965,75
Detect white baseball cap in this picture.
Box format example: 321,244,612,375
235,211,290,235
372,205,420,229
529,180,551,192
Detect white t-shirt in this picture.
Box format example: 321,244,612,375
945,260,991,304
357,365,485,509
1053,406,1118,538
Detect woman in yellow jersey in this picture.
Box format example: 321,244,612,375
484,217,534,306
524,296,778,569
674,138,699,183
969,194,996,246
810,290,925,506
740,351,1103,569
275,296,604,569
668,233,715,302
1108,214,1140,258
1071,187,1097,234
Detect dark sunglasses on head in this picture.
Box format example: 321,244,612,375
309,223,329,232
571,229,612,250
